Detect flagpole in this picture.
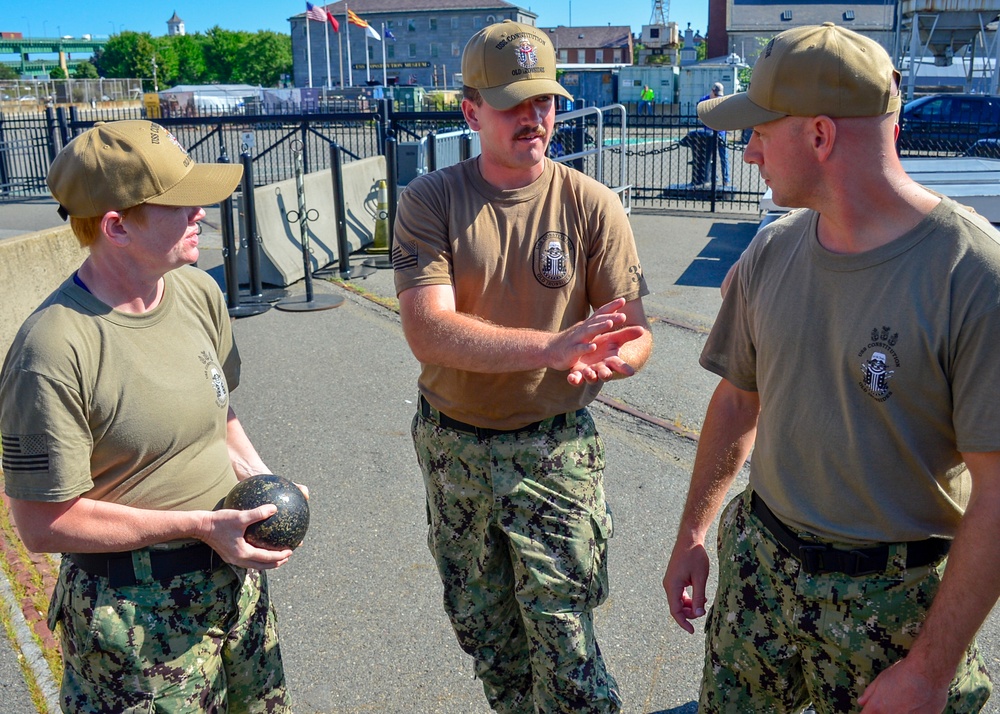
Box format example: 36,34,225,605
338,26,344,88
365,32,371,84
306,16,313,88
324,12,331,89
345,5,352,88
381,23,387,87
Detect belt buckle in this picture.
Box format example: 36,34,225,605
797,544,828,574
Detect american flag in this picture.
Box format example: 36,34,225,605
1,434,50,475
305,2,328,22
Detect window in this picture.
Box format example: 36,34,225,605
781,10,793,21
473,16,483,29
559,49,568,62
430,43,439,58
408,19,417,32
429,18,437,31
650,28,660,38
575,49,584,63
613,49,621,63
595,49,604,63
387,44,395,59
452,42,461,57
843,10,855,20
452,17,459,29
408,43,417,58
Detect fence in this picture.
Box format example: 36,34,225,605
3,102,992,215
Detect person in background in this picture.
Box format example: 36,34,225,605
393,19,653,714
0,120,298,713
639,84,655,116
664,23,997,712
698,81,730,185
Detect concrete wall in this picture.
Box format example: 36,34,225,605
0,226,86,360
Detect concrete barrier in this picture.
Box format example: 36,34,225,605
0,227,86,360
242,156,386,286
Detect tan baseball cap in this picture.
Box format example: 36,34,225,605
698,23,901,131
462,20,572,111
47,120,244,219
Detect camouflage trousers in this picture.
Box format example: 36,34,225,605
701,488,992,713
412,404,621,714
49,551,291,713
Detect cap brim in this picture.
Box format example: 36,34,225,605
697,93,786,131
480,80,573,111
145,162,245,208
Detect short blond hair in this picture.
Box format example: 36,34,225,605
69,205,147,248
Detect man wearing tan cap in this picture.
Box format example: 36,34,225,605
663,23,999,711
393,19,652,713
0,120,297,711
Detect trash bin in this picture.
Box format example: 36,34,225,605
680,128,715,185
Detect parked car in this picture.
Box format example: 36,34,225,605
897,93,1000,154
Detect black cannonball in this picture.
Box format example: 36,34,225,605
223,474,310,550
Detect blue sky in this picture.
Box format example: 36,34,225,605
1,0,709,42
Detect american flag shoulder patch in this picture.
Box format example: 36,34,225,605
392,240,418,271
1,433,50,475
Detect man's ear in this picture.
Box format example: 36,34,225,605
461,98,481,132
101,211,131,248
810,115,837,162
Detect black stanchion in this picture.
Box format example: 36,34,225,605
239,151,288,304
323,142,375,280
218,147,270,319
275,141,344,312
364,135,396,270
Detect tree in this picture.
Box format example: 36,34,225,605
50,66,67,80
96,31,158,90
0,64,18,80
163,34,207,85
202,27,252,84
235,31,292,87
72,62,99,79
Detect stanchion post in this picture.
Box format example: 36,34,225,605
219,146,269,318
327,142,375,280
274,141,343,312
240,151,265,299
363,135,397,270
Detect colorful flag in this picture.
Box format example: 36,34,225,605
327,10,339,32
347,9,368,28
384,27,396,41
305,2,327,22
365,24,381,41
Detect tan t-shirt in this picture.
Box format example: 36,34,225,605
394,157,647,429
702,198,1000,542
0,266,240,512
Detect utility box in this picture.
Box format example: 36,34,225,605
394,86,425,112
677,63,744,116
618,66,679,106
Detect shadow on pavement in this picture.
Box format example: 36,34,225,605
674,221,757,289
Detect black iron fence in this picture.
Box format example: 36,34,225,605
3,103,994,214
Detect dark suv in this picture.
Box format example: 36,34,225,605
897,94,1000,155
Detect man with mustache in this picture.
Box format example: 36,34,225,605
393,19,652,714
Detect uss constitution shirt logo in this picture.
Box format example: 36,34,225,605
857,326,899,402
532,232,574,288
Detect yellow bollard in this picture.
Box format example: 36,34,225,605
370,179,389,254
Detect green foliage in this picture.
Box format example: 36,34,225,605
86,26,292,89
96,31,158,89
49,66,67,80
0,64,18,80
234,31,291,87
72,62,99,79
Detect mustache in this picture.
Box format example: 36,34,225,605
515,127,547,140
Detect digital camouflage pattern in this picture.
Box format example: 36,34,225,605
412,407,622,714
49,555,290,713
702,488,992,713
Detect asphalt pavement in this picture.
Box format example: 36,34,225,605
2,202,1000,713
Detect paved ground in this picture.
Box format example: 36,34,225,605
2,202,1000,712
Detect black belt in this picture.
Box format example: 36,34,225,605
68,542,223,588
419,395,585,440
750,492,950,576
